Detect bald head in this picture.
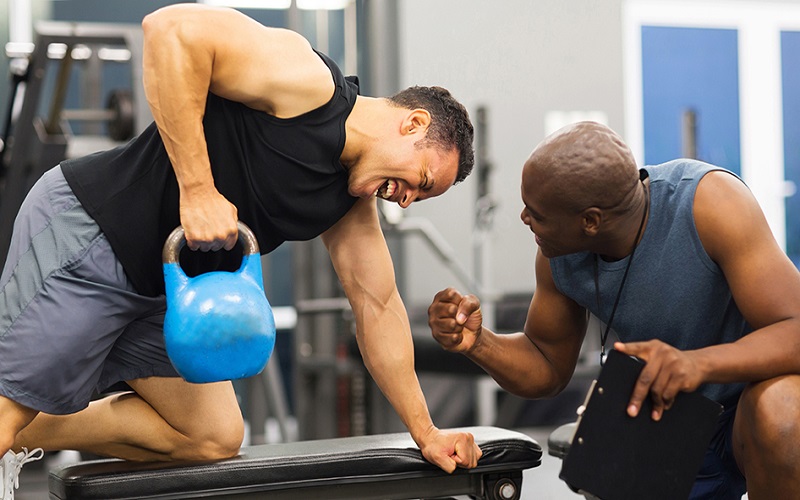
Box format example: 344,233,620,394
523,121,639,213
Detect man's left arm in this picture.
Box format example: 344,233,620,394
321,198,481,472
618,170,800,419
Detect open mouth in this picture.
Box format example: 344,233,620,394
376,179,398,200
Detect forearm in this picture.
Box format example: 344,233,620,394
694,320,800,384
354,292,436,442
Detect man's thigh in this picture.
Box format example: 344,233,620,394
0,166,166,414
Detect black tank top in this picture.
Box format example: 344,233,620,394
62,51,359,296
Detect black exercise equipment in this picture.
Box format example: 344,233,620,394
59,88,135,142
49,426,542,500
0,22,146,262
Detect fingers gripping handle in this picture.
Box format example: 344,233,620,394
162,221,260,264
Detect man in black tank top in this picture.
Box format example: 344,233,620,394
0,3,482,481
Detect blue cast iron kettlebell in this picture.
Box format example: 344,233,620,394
162,221,276,383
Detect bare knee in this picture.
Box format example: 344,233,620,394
736,376,800,472
126,377,246,461
173,414,244,461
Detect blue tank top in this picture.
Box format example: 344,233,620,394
550,159,750,403
62,51,359,297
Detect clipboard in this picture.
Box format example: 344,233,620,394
560,349,723,500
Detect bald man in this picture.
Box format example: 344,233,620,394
428,121,800,499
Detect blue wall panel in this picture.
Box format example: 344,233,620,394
781,31,800,267
641,26,741,174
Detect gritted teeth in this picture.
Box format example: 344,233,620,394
376,179,397,200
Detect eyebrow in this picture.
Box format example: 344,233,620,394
524,203,543,219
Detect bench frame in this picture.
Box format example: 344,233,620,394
49,426,541,500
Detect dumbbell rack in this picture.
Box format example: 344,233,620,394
0,21,148,262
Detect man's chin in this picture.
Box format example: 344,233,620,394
537,245,563,259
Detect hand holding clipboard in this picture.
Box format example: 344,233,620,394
560,350,723,500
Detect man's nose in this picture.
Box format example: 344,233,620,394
399,190,417,208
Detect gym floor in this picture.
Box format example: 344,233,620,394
14,427,583,500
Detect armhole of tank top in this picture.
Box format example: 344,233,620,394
688,170,726,276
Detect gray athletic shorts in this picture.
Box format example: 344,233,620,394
0,166,178,415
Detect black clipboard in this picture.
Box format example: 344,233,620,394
560,349,723,500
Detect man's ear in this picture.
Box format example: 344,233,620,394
402,109,432,135
581,207,602,236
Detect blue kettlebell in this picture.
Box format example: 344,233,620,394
162,221,276,383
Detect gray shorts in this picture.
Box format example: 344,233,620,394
0,166,178,415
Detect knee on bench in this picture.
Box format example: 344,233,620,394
170,419,244,461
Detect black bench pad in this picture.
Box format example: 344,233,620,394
49,426,541,500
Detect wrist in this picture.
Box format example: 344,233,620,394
465,325,489,357
178,172,216,197
411,423,439,447
691,347,716,383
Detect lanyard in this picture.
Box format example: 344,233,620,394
593,176,649,365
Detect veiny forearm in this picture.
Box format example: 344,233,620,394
353,290,436,442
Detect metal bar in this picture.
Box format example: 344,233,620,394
391,217,483,296
61,108,116,122
46,45,74,134
262,355,293,442
682,108,698,159
295,297,351,314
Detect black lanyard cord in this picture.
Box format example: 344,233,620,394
593,177,649,365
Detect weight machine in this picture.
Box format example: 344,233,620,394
0,21,149,262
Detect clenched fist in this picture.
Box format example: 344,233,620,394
428,287,484,353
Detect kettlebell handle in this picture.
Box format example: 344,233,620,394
162,221,260,264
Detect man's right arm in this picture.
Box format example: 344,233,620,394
428,249,588,398
141,4,333,250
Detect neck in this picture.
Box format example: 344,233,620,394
340,96,390,169
596,179,649,261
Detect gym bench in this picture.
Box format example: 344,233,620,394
49,426,541,500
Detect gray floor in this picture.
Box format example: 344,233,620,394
14,426,582,500
518,427,586,500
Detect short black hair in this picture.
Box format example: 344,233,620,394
388,86,474,184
